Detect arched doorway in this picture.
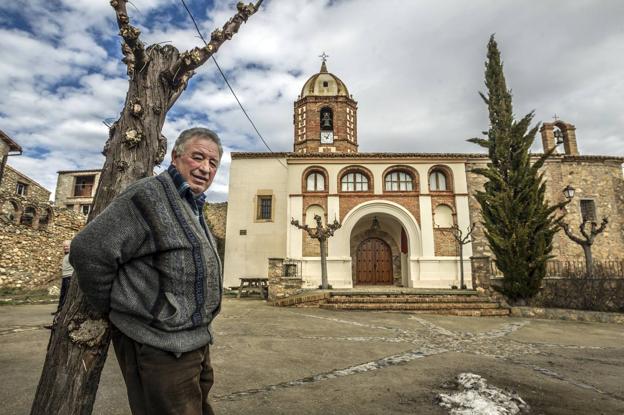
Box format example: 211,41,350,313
356,238,393,285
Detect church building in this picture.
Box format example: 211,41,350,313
223,60,624,290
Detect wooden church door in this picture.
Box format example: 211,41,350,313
356,238,393,285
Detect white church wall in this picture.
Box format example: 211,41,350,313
223,157,288,289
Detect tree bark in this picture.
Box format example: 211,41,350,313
30,2,261,414
583,244,593,276
320,238,329,289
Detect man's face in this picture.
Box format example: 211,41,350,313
171,136,220,195
63,241,70,254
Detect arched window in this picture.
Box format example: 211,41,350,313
320,107,333,130
21,206,36,226
433,204,454,228
385,171,413,191
1,200,19,223
341,172,369,192
429,170,447,191
306,172,325,191
305,205,325,228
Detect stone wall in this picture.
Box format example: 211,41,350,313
0,165,50,203
267,257,304,301
204,202,227,263
0,197,85,289
466,155,624,265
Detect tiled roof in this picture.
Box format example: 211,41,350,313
231,151,624,162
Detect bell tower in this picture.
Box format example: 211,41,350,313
293,54,358,153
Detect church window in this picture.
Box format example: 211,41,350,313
257,196,273,220
323,81,329,87
341,172,368,192
385,171,413,191
429,170,447,191
580,199,597,222
306,172,325,191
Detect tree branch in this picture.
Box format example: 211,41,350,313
170,1,262,88
110,0,146,78
557,220,585,246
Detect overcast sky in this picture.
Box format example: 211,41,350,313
1,0,623,202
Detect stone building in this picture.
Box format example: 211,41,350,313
54,169,102,215
0,135,86,288
223,60,624,290
0,129,23,191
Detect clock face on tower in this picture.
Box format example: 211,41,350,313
320,131,334,144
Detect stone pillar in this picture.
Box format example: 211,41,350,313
540,123,556,153
470,255,491,289
267,257,284,301
561,123,579,156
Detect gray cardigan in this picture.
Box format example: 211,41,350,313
70,172,222,353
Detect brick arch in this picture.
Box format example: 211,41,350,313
433,203,455,228
301,165,329,193
20,204,39,228
382,165,419,193
427,164,454,192
337,165,374,193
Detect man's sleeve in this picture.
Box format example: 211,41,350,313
69,197,148,314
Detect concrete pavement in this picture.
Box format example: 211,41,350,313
1,299,623,414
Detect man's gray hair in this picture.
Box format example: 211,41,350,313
173,127,223,160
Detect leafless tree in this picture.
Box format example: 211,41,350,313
30,2,262,414
291,214,341,289
558,217,608,276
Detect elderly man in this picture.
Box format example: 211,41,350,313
70,128,223,415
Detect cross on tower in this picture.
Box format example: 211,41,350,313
552,114,560,121
319,52,329,63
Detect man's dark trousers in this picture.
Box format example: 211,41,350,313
111,326,215,415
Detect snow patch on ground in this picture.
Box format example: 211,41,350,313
437,373,529,415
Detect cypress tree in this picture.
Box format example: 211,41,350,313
469,35,564,301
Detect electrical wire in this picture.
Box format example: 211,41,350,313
179,0,287,168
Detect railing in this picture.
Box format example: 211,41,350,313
545,260,624,279
486,259,624,279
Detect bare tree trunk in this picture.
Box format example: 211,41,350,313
320,239,329,289
583,244,593,276
30,2,261,414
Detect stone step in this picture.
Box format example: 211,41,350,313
320,303,510,316
331,290,478,297
320,302,503,311
327,295,496,304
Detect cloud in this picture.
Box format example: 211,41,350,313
1,0,622,203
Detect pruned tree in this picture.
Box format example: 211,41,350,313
438,223,476,289
558,216,608,275
468,35,565,302
30,2,263,414
291,214,341,289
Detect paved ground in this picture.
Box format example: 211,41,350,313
1,298,623,414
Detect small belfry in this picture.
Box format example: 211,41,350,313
293,53,358,153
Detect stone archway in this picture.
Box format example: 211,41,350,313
330,200,422,287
